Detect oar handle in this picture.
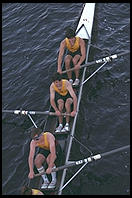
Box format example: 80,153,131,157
2,109,71,116
49,112,71,116
62,67,77,74
34,163,75,177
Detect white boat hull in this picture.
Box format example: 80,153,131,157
76,3,95,40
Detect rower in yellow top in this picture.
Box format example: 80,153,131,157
57,27,86,86
28,127,63,189
50,72,77,132
21,185,44,195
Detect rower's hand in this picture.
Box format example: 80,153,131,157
75,63,80,70
28,170,34,179
71,111,76,117
57,68,62,74
46,167,52,174
55,110,61,116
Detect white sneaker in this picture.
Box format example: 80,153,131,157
61,123,70,132
69,79,73,85
73,79,80,86
41,180,50,189
55,124,63,133
48,180,56,189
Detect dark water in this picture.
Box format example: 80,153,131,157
2,3,130,195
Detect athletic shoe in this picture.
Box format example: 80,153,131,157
41,180,50,189
69,79,73,85
48,180,56,189
61,123,70,132
55,124,63,133
73,79,80,86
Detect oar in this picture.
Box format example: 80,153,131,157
2,109,71,116
34,145,130,177
62,50,130,74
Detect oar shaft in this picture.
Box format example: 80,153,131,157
2,110,15,113
34,145,130,177
62,50,130,74
2,109,71,116
101,145,130,158
34,162,76,177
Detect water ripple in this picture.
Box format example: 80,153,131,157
2,3,130,195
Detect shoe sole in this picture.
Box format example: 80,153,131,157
61,128,70,132
41,186,48,189
48,186,56,189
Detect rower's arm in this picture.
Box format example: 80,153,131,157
78,38,86,65
48,135,57,168
28,141,36,173
50,84,59,112
57,40,65,73
66,81,77,112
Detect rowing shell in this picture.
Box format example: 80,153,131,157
28,3,96,195
2,2,129,195
57,3,96,195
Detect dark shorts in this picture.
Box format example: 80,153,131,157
55,91,72,104
38,142,63,166
67,48,81,57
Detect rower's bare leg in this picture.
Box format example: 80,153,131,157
35,153,45,168
57,99,64,124
46,154,56,168
46,154,56,188
35,154,49,188
65,55,72,80
65,98,73,123
73,55,81,79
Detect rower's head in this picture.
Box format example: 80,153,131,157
65,27,76,39
21,185,32,195
52,72,63,87
31,127,42,140
52,72,63,82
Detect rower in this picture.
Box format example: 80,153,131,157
57,27,86,86
21,185,44,195
50,72,77,133
28,127,63,189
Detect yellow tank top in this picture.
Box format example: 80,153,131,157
37,132,50,150
65,36,80,53
32,189,42,195
53,79,68,96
